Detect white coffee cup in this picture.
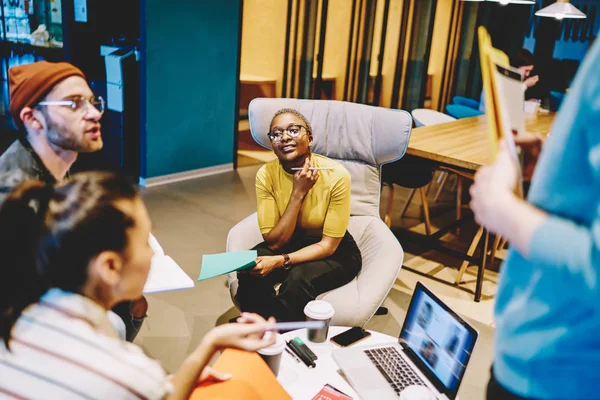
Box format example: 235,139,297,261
303,300,335,343
257,332,285,376
400,385,436,400
524,100,540,115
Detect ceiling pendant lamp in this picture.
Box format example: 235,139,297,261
460,0,535,4
487,0,536,4
462,0,535,5
535,0,587,19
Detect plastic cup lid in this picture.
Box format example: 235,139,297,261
304,300,335,320
258,332,285,356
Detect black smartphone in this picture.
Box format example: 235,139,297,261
330,327,371,347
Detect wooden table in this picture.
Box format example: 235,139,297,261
399,112,556,301
407,112,556,172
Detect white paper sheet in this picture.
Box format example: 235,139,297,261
143,255,195,294
143,234,194,294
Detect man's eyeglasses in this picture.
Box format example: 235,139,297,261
267,124,308,142
38,95,105,116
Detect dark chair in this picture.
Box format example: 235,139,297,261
382,155,436,235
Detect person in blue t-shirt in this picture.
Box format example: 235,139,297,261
470,39,600,399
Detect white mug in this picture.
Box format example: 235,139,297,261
524,100,540,115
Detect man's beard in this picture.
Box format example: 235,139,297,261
46,116,102,153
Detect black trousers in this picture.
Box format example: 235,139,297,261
487,368,532,400
237,231,362,321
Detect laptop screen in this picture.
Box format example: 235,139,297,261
399,283,477,396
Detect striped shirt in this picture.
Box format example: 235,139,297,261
0,289,172,400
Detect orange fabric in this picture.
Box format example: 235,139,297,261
190,349,292,400
191,380,262,400
9,61,86,129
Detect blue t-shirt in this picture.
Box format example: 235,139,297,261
493,39,600,398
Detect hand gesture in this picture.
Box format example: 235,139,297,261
250,255,284,277
514,131,544,180
203,313,276,352
524,75,539,88
469,142,519,235
292,157,319,198
197,366,232,383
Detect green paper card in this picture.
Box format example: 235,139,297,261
197,250,257,281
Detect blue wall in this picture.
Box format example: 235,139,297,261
142,0,241,179
523,0,599,62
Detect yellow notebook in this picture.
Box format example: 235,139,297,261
189,349,292,400
478,26,524,197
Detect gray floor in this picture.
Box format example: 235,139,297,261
136,163,493,399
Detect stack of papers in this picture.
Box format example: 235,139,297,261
143,234,195,294
197,250,257,281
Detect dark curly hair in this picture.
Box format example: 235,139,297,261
0,172,139,348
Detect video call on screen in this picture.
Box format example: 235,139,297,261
401,290,474,391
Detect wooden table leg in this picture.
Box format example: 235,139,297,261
455,226,484,285
400,188,416,217
419,187,432,236
456,177,463,234
433,171,449,204
475,229,489,302
490,235,501,262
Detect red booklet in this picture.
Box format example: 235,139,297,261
311,384,353,400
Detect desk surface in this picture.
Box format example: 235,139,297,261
407,112,556,171
240,74,277,83
278,326,397,399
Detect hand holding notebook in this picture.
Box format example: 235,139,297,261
513,132,545,180
478,26,527,198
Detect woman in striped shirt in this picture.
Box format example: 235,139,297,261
0,172,276,400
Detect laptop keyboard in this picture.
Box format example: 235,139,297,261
364,347,426,395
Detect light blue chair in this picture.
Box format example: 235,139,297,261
452,96,480,111
227,98,412,326
445,104,484,119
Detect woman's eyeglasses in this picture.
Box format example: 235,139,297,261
38,95,105,115
267,124,308,142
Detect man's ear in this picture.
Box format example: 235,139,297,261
89,251,124,288
20,106,43,130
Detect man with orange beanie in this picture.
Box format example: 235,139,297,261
0,61,103,193
0,61,147,342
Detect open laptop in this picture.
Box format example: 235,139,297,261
332,282,478,400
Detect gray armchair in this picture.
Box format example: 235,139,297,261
227,98,412,326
